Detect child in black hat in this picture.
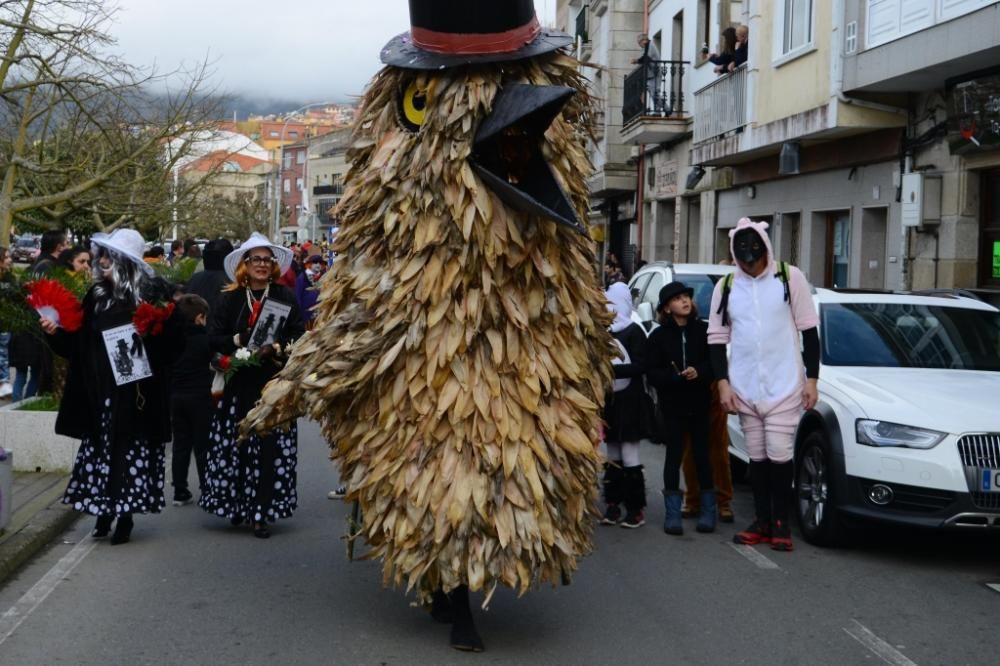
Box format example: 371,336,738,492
646,281,717,535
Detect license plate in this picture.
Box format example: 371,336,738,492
981,469,1000,492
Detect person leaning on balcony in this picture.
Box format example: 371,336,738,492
634,33,663,114
729,25,749,72
706,27,737,75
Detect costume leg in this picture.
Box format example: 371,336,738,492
734,400,774,544
621,444,646,529
762,393,800,551
448,585,484,652
170,396,193,495
709,383,734,520
680,434,699,515
690,413,717,533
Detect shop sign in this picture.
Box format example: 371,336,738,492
653,160,677,197
948,73,1000,155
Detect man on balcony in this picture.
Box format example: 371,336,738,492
635,33,663,116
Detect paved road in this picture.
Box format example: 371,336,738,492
1,420,997,665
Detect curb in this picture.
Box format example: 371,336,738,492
0,492,79,586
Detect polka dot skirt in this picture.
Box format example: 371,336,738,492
199,395,298,525
63,404,166,516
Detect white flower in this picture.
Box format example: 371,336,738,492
235,348,252,361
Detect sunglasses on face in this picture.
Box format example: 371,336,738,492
244,255,275,266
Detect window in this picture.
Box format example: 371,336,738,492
289,131,299,138
283,178,290,194
845,21,857,54
269,130,279,138
296,151,305,165
696,0,711,58
296,177,304,191
642,271,666,312
779,0,813,56
283,154,291,169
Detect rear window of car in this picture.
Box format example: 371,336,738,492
821,302,1000,370
674,272,726,320
16,238,38,247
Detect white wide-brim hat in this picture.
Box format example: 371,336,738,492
91,229,155,277
223,232,293,281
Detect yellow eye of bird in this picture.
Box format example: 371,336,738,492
399,80,431,132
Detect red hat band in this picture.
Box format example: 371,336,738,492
411,15,542,56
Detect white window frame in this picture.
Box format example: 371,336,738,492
773,0,816,65
283,178,290,194
283,154,291,169
296,151,305,164
295,177,304,191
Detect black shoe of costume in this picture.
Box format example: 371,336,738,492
172,488,194,506
110,515,133,545
450,621,485,652
431,590,454,624
92,514,113,539
253,523,270,539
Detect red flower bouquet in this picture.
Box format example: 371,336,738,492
133,301,175,337
25,279,84,332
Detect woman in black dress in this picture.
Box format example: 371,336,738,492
43,229,175,545
600,281,648,529
199,233,304,538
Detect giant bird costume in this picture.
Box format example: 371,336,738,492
243,0,614,650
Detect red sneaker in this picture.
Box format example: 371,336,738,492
770,520,794,552
733,519,772,545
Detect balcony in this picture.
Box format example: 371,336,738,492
692,65,748,144
843,0,1000,93
620,60,691,145
313,183,344,196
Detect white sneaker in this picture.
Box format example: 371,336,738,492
0,383,12,398
327,486,347,499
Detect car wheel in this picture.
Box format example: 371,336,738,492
796,431,846,547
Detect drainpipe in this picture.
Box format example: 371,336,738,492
634,0,650,267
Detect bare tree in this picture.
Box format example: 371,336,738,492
0,0,222,241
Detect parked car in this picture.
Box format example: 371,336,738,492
11,236,40,263
726,288,1000,545
627,262,735,330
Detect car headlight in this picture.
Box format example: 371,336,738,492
855,420,946,449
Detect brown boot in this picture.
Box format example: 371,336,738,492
718,504,735,523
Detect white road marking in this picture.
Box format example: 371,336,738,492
986,583,1000,594
728,542,781,570
0,536,98,646
844,619,918,666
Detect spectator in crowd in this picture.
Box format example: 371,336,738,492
706,27,737,74
57,245,92,275
168,239,185,266
30,230,69,276
144,245,166,265
730,25,748,71
185,239,233,313
0,246,13,398
295,254,327,330
600,282,649,529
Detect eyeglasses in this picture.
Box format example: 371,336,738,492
244,256,275,266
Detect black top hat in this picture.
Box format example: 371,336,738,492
381,0,573,70
657,282,695,312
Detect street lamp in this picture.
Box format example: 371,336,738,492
271,101,337,243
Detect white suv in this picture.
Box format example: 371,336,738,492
727,288,1000,545
627,262,735,330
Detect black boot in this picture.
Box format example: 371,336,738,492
769,461,795,552
600,461,624,525
448,585,484,652
620,465,646,529
91,514,113,538
734,460,772,545
110,513,133,545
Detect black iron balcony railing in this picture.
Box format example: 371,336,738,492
622,59,689,126
575,6,589,43
313,183,344,196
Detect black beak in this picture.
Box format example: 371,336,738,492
471,84,585,234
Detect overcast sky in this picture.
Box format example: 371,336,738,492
111,0,557,107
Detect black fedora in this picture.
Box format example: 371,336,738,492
657,282,695,312
381,0,573,70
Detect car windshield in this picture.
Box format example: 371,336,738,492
16,238,37,247
821,302,1000,371
674,273,727,319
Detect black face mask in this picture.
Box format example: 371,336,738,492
733,229,766,264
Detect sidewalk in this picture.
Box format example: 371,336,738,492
0,471,78,585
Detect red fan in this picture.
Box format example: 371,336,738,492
25,279,84,332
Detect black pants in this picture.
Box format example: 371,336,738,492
171,394,211,492
662,411,714,492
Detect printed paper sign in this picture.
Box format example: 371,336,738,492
102,323,153,386
248,298,292,351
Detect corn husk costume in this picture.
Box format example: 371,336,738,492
243,0,614,609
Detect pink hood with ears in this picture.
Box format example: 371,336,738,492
729,217,776,277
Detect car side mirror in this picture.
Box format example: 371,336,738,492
637,302,654,323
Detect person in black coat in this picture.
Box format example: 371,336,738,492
646,282,716,535
184,238,233,313
600,282,648,529
199,233,304,539
42,229,177,545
